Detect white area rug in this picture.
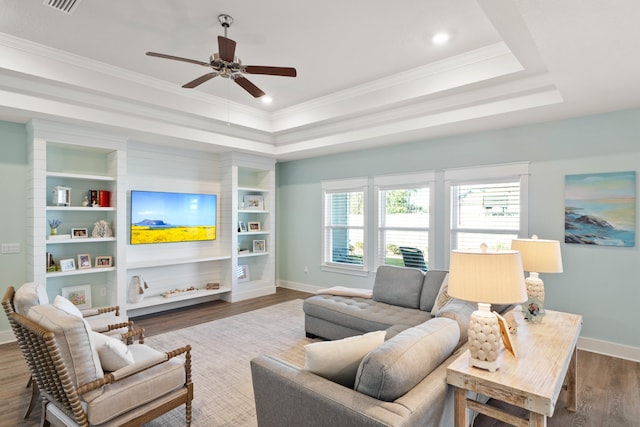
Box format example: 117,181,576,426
144,299,314,427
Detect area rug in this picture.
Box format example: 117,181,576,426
143,299,316,427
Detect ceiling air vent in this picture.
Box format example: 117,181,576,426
43,0,83,14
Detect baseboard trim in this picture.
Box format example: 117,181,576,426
577,337,640,363
277,280,323,294
0,330,15,345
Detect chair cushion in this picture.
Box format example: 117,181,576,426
437,298,477,348
354,318,459,401
14,282,49,314
85,346,186,425
91,332,134,371
372,265,425,309
305,330,385,387
27,304,104,400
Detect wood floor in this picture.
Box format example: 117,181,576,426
1,287,639,427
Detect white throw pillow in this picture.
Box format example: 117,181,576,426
91,331,134,371
304,330,386,387
53,295,83,318
430,275,452,317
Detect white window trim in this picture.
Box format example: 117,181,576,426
443,162,529,267
321,177,369,276
374,172,435,271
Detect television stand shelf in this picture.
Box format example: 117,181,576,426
125,286,231,316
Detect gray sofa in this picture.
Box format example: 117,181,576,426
251,266,479,427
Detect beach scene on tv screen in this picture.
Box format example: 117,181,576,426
131,191,217,244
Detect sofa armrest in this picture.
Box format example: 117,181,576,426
251,345,468,427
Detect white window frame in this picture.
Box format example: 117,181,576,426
321,177,369,276
444,162,529,267
373,172,435,271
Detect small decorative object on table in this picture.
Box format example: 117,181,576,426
92,220,113,238
523,297,545,323
206,282,220,290
48,218,62,235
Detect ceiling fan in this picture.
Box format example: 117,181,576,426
146,14,297,98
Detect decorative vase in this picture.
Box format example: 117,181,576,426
50,228,58,235
128,275,149,303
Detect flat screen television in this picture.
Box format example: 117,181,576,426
130,190,217,245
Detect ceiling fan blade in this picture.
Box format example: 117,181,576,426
234,76,266,98
146,52,209,67
244,66,297,77
182,73,218,88
218,36,236,62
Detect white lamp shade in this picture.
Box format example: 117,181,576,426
448,248,527,305
510,237,563,273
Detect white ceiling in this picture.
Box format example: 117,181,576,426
1,0,639,160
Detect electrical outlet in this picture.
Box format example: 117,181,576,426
304,266,308,274
1,243,21,254
100,287,107,296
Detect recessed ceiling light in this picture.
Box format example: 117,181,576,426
261,96,273,104
432,32,450,45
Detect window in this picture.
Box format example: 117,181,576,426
445,163,529,259
321,178,368,274
375,172,434,271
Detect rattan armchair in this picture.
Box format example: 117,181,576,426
8,303,193,426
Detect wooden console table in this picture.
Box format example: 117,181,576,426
447,309,582,427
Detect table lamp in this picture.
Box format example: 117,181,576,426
510,235,563,303
448,244,527,372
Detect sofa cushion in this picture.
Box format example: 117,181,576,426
419,270,449,312
14,282,49,315
437,298,477,348
305,330,386,387
304,295,432,336
372,265,425,309
354,317,459,401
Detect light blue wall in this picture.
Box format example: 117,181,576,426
277,109,640,349
0,122,29,333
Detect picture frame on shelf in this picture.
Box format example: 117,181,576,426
238,221,247,233
59,258,76,272
77,254,91,269
243,195,264,210
62,285,92,310
253,240,266,253
248,221,261,231
95,255,113,268
237,264,250,283
71,228,88,239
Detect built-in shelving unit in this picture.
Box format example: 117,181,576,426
27,121,275,318
223,153,276,302
27,120,126,309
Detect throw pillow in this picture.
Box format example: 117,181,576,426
419,270,449,312
91,331,134,371
430,274,452,317
14,282,49,315
53,295,84,318
304,330,386,387
354,318,459,401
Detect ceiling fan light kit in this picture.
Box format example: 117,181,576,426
146,14,296,99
